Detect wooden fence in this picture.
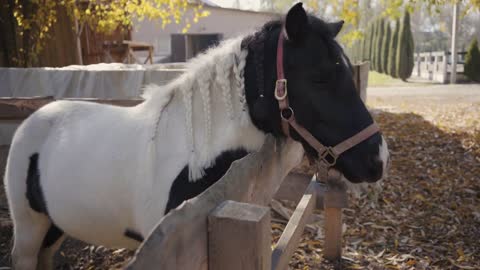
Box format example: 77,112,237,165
412,51,467,83
0,63,369,269
0,98,349,270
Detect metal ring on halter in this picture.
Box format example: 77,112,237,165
320,147,338,166
274,79,288,100
280,107,294,121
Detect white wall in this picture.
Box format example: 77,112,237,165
132,6,280,56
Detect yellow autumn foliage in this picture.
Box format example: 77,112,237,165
12,0,209,66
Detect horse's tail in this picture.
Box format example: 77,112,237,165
4,103,63,269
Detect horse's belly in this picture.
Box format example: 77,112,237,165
39,116,146,248
42,161,139,248
50,203,140,249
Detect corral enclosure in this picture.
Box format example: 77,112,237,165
0,62,369,269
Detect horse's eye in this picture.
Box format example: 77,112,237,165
312,77,331,86
311,73,329,83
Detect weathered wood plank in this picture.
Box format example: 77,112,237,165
358,62,369,102
0,97,143,120
126,137,304,270
274,174,328,211
323,181,347,261
323,208,343,261
273,173,311,204
209,200,271,270
352,62,369,103
271,180,318,270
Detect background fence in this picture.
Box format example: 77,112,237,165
412,51,467,83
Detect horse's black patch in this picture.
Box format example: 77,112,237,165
42,224,64,248
124,229,144,242
26,153,48,214
165,149,248,214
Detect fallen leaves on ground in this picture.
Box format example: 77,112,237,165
273,98,480,269
1,96,479,270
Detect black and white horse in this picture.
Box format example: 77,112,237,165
5,3,388,270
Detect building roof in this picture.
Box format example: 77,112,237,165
200,0,219,7
193,0,280,16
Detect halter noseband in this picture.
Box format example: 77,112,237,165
275,29,380,175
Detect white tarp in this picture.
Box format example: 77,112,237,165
0,63,185,144
0,63,185,98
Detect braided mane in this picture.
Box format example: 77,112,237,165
142,37,259,180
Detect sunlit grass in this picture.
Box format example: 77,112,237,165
368,71,432,87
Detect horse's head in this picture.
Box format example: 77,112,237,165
244,3,389,183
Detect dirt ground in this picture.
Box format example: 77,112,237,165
1,83,479,269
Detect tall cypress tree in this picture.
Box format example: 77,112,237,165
376,19,385,73
396,11,415,81
367,23,375,63
381,21,392,75
464,38,480,82
361,31,367,61
371,20,379,71
388,19,400,78
355,41,361,63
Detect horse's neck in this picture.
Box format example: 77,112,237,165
147,37,266,180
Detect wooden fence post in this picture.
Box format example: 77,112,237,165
208,200,271,270
323,182,348,261
352,62,369,103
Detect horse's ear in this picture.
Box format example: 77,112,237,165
285,2,308,41
328,20,344,37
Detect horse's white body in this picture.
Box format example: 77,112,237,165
5,37,266,268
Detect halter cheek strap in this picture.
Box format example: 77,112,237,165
275,29,379,169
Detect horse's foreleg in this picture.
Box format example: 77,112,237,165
11,211,50,270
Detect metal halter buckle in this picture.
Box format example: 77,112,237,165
280,107,294,121
274,79,288,100
320,147,338,166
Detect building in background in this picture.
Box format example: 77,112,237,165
132,1,279,63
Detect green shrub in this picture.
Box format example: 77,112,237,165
388,19,400,78
362,27,370,61
371,20,379,71
464,38,480,82
376,19,385,73
381,21,391,75
367,23,375,63
396,11,415,81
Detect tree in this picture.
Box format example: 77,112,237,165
464,38,480,82
381,21,392,75
388,19,401,78
368,23,375,62
371,20,379,71
9,0,209,67
376,19,385,73
396,11,415,81
324,1,478,47
361,29,367,61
